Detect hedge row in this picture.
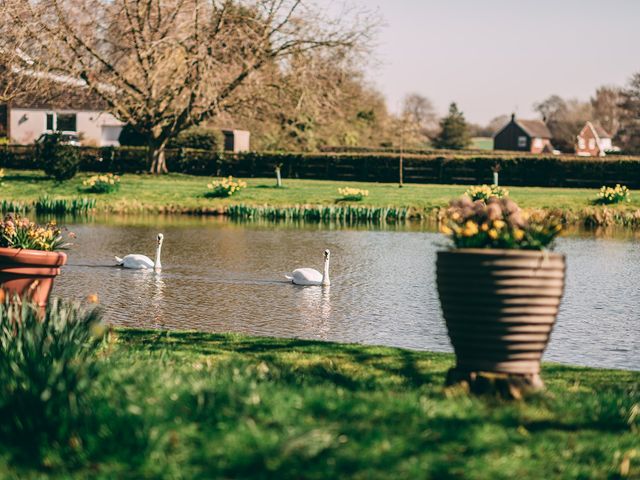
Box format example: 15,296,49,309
2,145,640,188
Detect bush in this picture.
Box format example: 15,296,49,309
205,176,247,198
594,184,631,205
465,184,509,201
118,124,147,147
0,297,105,462
82,173,121,193
168,127,224,151
38,134,81,181
338,187,369,201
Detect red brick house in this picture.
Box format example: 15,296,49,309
575,122,613,157
493,114,554,154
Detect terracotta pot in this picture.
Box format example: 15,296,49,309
436,249,565,384
0,247,67,307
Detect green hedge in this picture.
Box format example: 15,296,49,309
2,145,640,188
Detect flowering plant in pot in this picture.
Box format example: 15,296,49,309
437,196,564,396
0,215,69,307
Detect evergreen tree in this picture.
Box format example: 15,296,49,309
433,103,471,150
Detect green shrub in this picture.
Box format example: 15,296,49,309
205,176,247,198
38,134,81,181
118,124,147,147
0,297,105,461
594,184,631,205
465,184,509,201
168,127,224,151
82,173,120,194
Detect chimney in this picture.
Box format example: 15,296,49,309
511,113,516,122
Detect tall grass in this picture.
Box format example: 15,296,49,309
0,199,30,213
226,204,409,223
0,197,97,215
35,196,97,214
0,298,104,463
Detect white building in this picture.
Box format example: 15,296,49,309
4,104,124,147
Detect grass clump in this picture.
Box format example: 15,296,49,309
0,298,105,465
35,196,96,214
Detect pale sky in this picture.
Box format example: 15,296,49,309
354,0,640,124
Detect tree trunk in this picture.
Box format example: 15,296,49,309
148,139,169,174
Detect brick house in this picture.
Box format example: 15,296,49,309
493,114,554,154
575,122,612,157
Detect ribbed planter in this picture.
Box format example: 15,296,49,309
436,249,565,389
0,247,67,307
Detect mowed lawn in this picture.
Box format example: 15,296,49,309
2,169,639,214
2,330,638,479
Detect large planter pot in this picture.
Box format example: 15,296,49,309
436,248,565,390
0,247,67,307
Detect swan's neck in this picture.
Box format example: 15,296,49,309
321,257,330,286
154,243,162,271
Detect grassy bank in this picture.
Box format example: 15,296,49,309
2,169,640,225
2,329,638,479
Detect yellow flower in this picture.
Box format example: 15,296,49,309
481,223,489,232
513,229,524,241
493,220,506,229
464,220,479,235
440,225,453,235
488,229,499,239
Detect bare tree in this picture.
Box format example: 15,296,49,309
10,0,376,172
0,0,47,106
401,93,438,140
534,95,593,152
591,86,622,136
617,73,640,153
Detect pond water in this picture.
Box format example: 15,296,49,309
50,216,640,371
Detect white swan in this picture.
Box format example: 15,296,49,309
285,249,331,286
115,233,163,272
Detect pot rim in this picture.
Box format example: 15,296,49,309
0,247,67,266
438,248,564,259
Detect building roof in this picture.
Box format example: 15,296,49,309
591,123,611,139
2,70,108,111
516,119,552,139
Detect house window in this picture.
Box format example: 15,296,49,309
578,138,586,150
533,138,543,148
46,113,55,131
517,136,527,148
56,113,77,132
588,138,596,150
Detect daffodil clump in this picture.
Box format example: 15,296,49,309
338,187,369,201
205,176,247,198
465,184,509,202
0,169,5,185
595,184,630,205
82,173,120,193
0,214,69,251
441,196,562,250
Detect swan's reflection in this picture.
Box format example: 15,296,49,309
151,272,166,328
297,286,332,339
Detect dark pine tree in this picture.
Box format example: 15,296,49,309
433,102,471,150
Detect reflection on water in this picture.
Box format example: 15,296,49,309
50,215,640,371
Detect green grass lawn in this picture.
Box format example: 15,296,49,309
3,329,638,479
2,169,639,216
471,137,494,150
